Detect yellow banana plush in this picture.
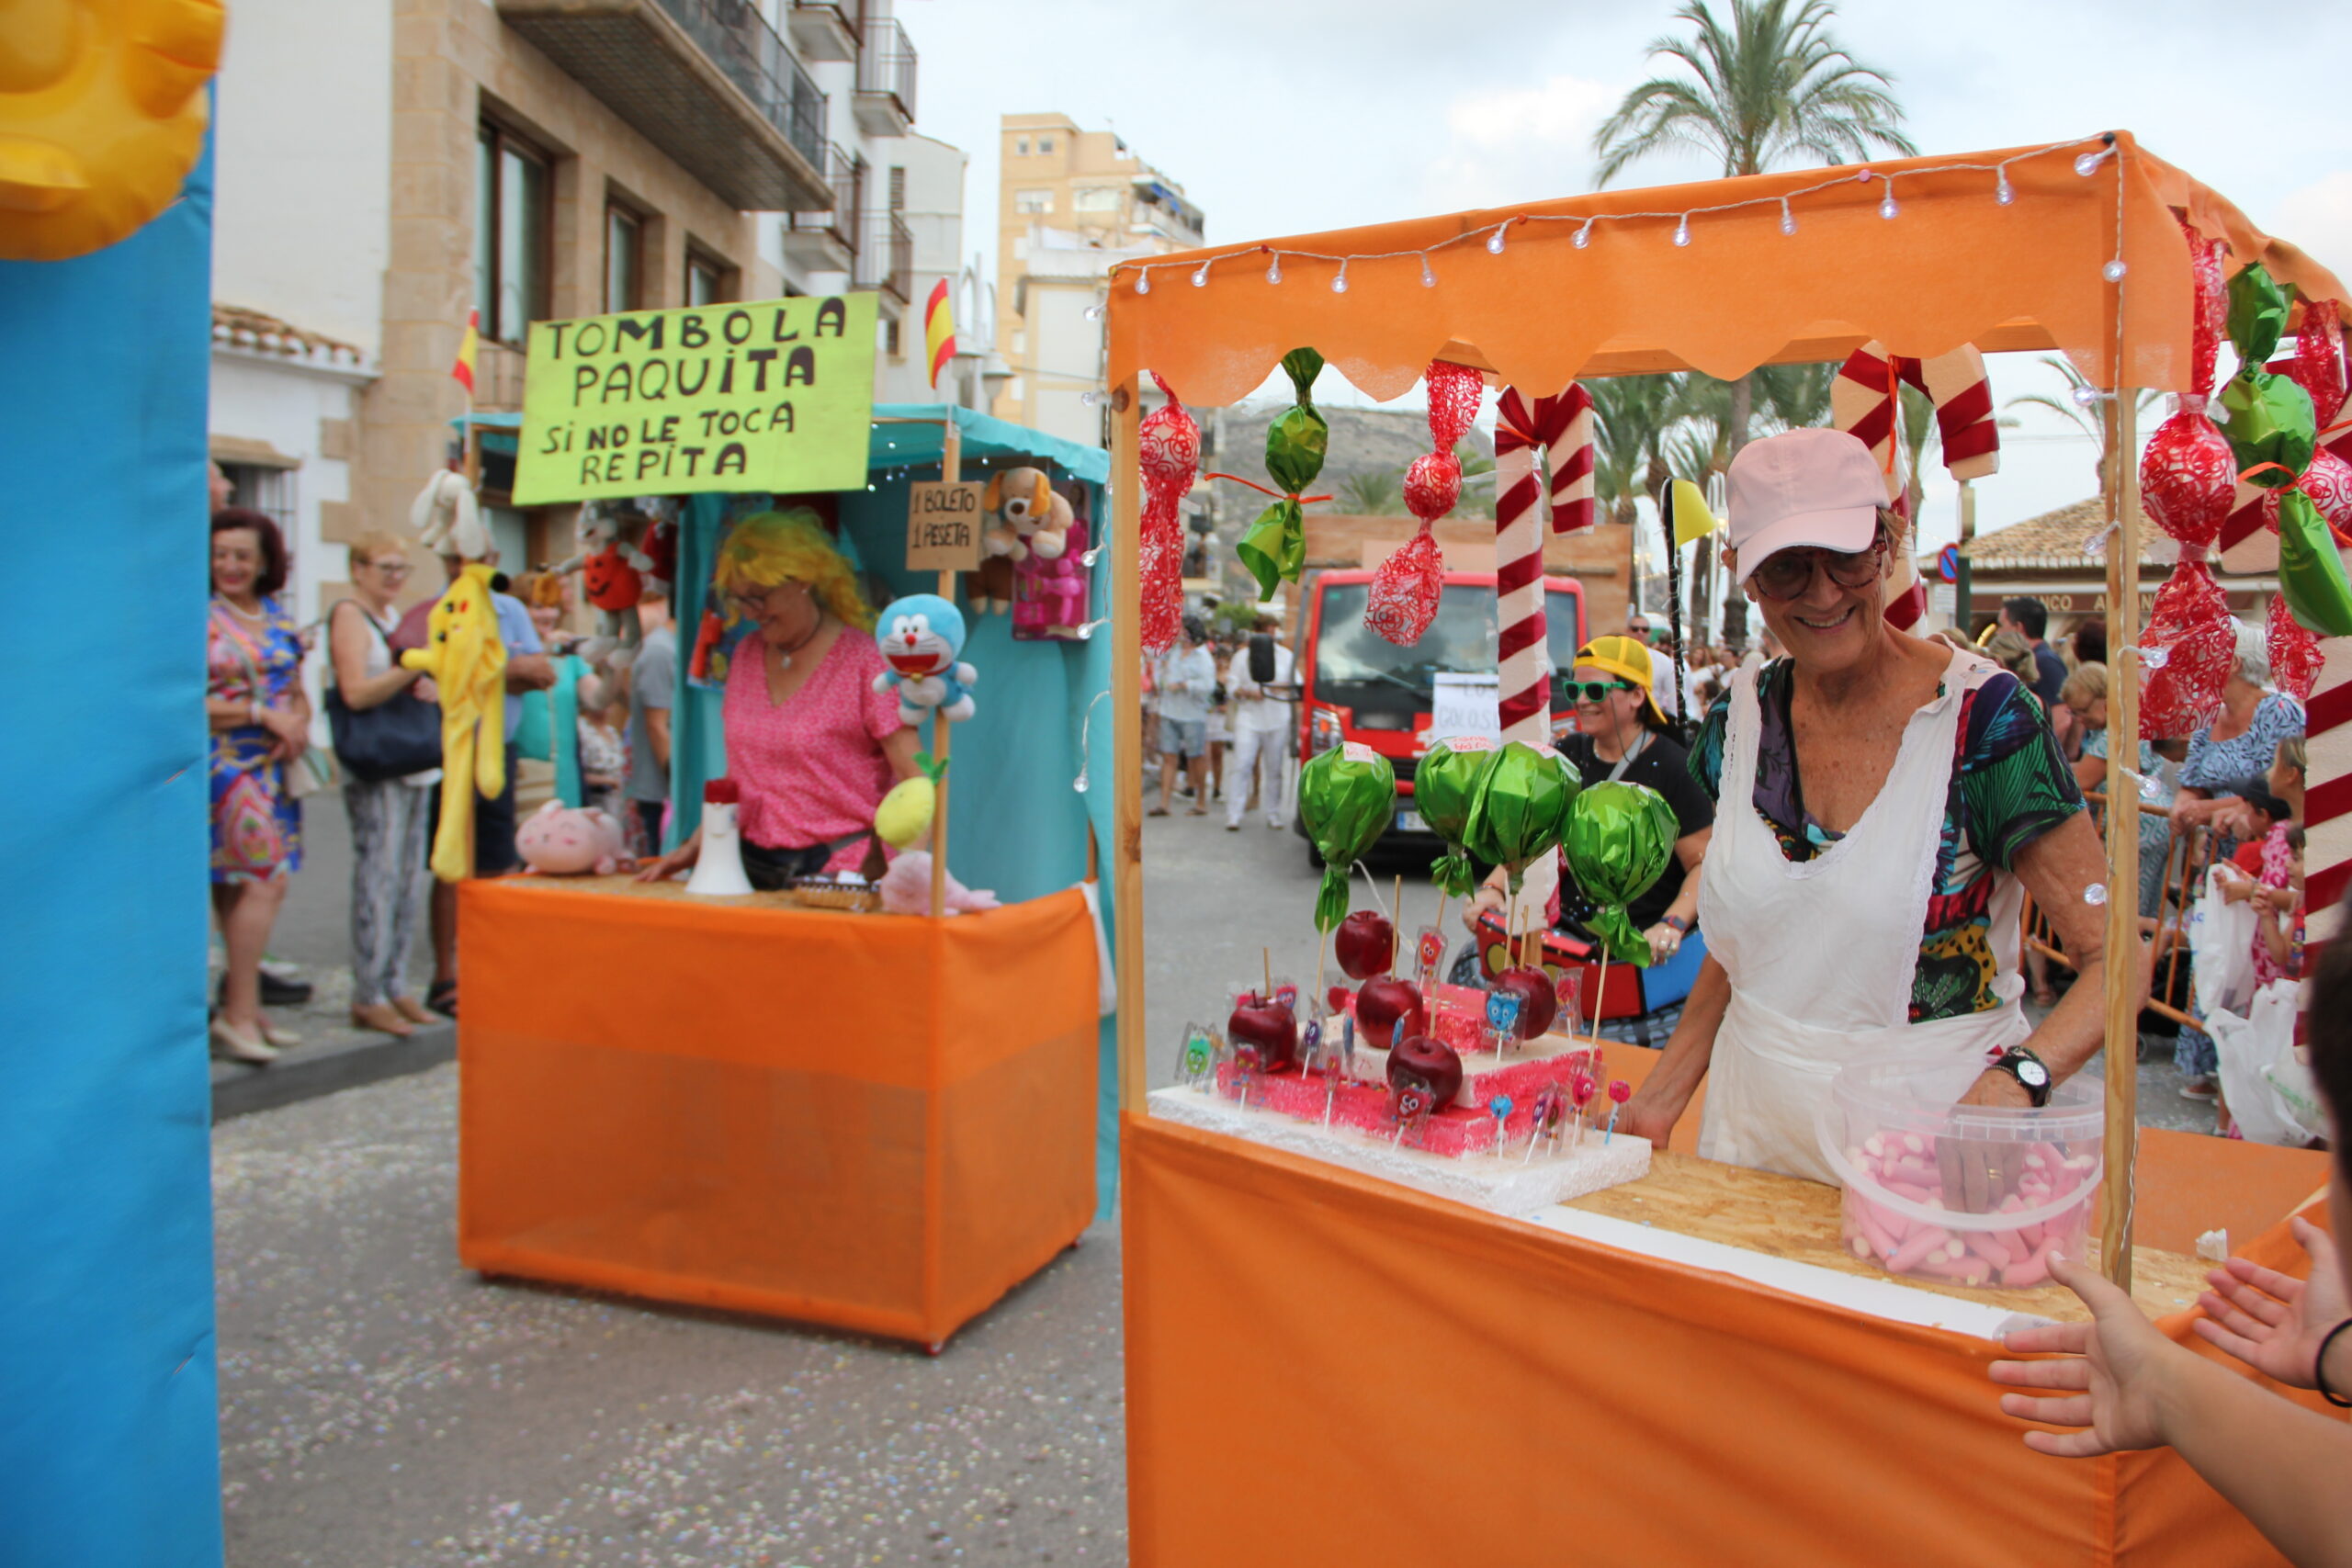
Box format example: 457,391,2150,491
401,563,508,882
875,754,947,850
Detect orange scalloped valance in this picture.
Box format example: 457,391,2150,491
1106,132,2348,408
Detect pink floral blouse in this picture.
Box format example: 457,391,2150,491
723,625,909,872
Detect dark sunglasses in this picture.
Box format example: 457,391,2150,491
1569,680,1632,704
1751,540,1886,602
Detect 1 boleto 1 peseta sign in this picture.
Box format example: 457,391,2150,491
513,293,878,503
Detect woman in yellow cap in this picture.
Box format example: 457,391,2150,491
1463,632,1715,986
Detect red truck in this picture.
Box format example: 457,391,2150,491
1290,568,1588,852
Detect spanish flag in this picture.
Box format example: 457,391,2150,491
923,278,955,390
451,308,480,394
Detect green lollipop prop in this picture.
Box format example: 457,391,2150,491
1563,781,1679,967
1463,741,1579,899
1298,743,1397,932
1416,739,1491,900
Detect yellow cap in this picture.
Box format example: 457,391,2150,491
1574,635,1668,726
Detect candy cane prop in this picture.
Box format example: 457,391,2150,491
1492,382,1589,931
1833,343,2001,631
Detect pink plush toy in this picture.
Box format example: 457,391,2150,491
877,851,1000,916
517,801,635,875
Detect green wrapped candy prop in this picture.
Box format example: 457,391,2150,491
2219,369,2316,490
1462,742,1578,897
1233,349,1330,601
1416,739,1492,897
1562,781,1679,966
2277,489,2352,637
2227,262,2291,367
1298,742,1396,932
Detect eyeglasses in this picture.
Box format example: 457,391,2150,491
1569,680,1632,704
727,580,808,616
365,560,412,578
1750,540,1887,602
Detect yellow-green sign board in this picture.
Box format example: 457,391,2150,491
512,293,878,504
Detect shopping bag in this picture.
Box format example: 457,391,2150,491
2206,978,2322,1145
2186,866,2257,1018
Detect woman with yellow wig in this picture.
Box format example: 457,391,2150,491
636,510,922,887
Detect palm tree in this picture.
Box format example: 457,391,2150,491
1450,444,1498,521
2003,355,2163,496
1334,468,1403,516
1592,0,1916,455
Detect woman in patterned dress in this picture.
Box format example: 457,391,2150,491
1618,430,2119,1188
207,509,311,1063
634,509,922,889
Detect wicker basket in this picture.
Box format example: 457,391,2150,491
788,878,882,913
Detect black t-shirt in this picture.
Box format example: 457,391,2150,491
1554,729,1714,933
2030,644,2067,711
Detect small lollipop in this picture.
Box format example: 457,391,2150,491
1525,1085,1566,1164
1605,1079,1631,1144
1569,1072,1599,1147
1487,1094,1514,1156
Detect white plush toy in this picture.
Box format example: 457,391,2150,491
410,468,488,559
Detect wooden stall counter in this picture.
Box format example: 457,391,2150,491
458,874,1101,1350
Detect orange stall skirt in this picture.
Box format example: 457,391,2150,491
1123,1101,2336,1567
458,877,1099,1348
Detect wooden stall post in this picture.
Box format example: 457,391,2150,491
932,416,961,921
1111,378,1147,1111
2098,380,2144,1288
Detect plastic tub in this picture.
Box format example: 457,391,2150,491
1815,1055,2103,1291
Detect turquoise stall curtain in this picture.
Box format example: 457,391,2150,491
670,408,1123,1213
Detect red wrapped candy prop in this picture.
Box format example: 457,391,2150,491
1365,360,1484,646
2135,222,2244,739
2268,590,2324,704
1136,371,1200,655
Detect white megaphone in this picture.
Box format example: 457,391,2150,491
684,778,755,896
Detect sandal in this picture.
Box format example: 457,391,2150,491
1148,807,1170,818
426,979,458,1020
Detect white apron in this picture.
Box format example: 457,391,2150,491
1694,647,2030,1182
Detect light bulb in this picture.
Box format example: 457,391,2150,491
1331,260,1349,294
1266,253,1283,285
2103,259,2128,282
1779,198,1796,236
1080,390,1105,408
1995,169,2014,206
1573,220,1593,249
1419,254,1435,287
1135,270,1150,295
1487,225,1507,255
2070,383,2103,407
1192,262,1209,288
1673,215,1690,247
1878,181,1898,220
1084,303,1104,321
2075,150,2106,177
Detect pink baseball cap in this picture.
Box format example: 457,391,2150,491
1725,427,1887,581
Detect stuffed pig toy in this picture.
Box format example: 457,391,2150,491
517,801,635,875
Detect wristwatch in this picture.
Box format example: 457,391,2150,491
1661,914,1690,934
1988,1046,2052,1107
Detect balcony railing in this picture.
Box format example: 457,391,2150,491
855,14,917,125
785,0,858,62
787,142,863,255
651,0,828,173
857,211,912,303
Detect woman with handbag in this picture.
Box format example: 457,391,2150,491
326,532,439,1038
208,509,313,1062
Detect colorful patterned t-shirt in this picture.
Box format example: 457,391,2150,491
1689,658,2085,1022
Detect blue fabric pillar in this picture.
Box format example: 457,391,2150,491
0,150,225,1562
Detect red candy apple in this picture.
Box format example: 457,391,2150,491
1386,1033,1464,1107
1491,966,1558,1040
1226,993,1298,1073
1353,976,1425,1052
1334,909,1396,980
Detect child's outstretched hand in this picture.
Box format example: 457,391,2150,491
2194,1216,2346,1391
1989,1253,2188,1456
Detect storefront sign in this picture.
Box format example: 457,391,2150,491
905,480,986,571
513,293,878,503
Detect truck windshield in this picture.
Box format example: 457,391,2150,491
1312,583,1583,704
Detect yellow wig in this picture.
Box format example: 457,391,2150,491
712,508,876,632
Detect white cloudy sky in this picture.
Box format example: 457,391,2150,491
899,0,2352,554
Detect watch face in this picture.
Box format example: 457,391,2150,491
2018,1059,2051,1089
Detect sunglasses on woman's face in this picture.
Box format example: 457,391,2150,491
1750,540,1886,602
1570,680,1632,705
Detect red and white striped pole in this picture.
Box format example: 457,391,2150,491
1833,342,1999,633
1492,383,1589,932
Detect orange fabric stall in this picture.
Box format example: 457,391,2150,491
458,877,1099,1348
1122,1110,2333,1568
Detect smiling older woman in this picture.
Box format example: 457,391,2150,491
636,509,922,889
1619,429,2126,1182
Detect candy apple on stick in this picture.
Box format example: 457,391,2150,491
1334,908,1396,979
1353,976,1425,1052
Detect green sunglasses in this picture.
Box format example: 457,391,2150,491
1569,679,1633,704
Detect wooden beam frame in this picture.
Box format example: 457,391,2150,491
1111,379,1147,1112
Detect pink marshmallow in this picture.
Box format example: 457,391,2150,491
1849,1205,1900,1261
1909,1253,1994,1286
1963,1231,2015,1269
1886,1177,1939,1205
2001,1239,2058,1288
1887,1225,1951,1273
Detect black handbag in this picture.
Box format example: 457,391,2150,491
326,605,443,783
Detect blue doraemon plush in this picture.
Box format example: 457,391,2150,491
872,593,978,725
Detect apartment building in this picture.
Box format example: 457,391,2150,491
209,0,949,642
992,113,1204,446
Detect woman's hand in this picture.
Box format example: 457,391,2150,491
634,837,701,883
1461,879,1508,936
2192,1216,2346,1391
2168,792,2213,834
1990,1252,2189,1456
2211,862,2255,904
258,704,307,761
1643,921,1684,964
